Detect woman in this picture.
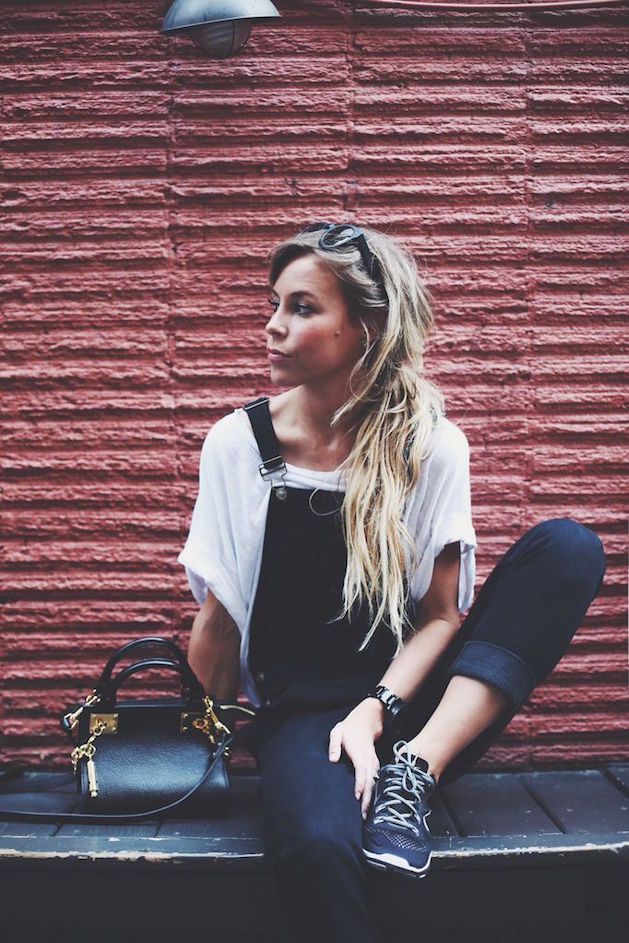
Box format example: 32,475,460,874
178,222,606,943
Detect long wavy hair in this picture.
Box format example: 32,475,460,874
267,224,446,656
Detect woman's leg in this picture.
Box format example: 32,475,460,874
257,704,383,943
396,517,607,783
364,518,606,879
405,675,508,782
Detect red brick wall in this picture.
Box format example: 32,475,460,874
1,2,627,771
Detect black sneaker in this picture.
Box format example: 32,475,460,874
362,739,436,879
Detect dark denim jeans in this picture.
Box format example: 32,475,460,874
253,518,606,943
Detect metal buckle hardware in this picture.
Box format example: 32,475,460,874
63,690,101,732
258,456,286,478
181,696,232,747
89,713,118,734
258,459,288,500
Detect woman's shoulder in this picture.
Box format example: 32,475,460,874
425,413,471,472
200,405,259,463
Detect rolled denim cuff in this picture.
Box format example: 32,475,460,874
447,640,537,710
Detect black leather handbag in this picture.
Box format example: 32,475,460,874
0,637,255,824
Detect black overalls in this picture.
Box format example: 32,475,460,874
243,396,397,752
238,396,606,943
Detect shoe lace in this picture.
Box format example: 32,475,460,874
372,740,434,833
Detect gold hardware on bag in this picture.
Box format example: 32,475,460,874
89,713,118,734
63,690,101,731
86,757,98,797
181,696,232,745
180,712,201,734
70,719,107,798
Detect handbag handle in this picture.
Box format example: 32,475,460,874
95,637,191,693
98,658,207,706
62,637,205,726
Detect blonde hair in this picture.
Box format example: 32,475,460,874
267,224,445,657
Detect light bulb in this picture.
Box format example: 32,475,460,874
188,20,252,58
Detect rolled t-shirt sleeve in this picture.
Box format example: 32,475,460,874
177,425,243,627
407,419,477,615
431,426,477,612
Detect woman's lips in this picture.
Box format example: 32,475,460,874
267,351,290,361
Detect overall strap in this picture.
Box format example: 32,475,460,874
242,396,288,500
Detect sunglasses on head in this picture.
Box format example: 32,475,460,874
301,221,383,286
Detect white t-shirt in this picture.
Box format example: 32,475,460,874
178,405,477,707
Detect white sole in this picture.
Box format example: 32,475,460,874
363,810,433,879
363,848,432,878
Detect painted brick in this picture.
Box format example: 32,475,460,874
1,2,627,771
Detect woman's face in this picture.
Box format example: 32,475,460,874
265,253,365,386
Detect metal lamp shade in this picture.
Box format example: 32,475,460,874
162,0,281,58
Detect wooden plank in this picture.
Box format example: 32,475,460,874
0,834,269,871
0,830,626,870
427,792,459,838
519,770,629,835
439,772,561,837
0,821,58,837
3,769,628,859
0,770,76,828
157,815,260,839
0,791,75,816
56,822,159,837
606,763,629,794
158,774,262,838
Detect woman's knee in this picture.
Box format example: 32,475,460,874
532,517,606,593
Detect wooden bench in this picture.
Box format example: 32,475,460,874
1,765,627,942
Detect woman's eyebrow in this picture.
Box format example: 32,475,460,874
269,289,318,301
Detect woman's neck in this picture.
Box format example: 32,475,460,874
270,388,357,470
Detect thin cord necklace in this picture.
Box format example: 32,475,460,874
308,488,343,517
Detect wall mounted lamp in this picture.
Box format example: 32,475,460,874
161,0,281,58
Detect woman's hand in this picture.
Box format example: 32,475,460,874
328,698,385,820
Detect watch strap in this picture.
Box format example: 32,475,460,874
367,684,406,718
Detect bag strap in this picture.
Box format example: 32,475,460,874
242,396,288,500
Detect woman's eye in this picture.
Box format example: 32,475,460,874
267,299,311,316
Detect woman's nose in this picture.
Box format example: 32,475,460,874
266,309,287,336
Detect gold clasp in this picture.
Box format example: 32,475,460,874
63,690,101,731
181,696,231,745
70,719,107,777
203,695,231,736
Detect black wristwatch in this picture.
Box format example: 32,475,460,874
366,684,406,726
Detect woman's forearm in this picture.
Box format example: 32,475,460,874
188,598,241,701
363,544,463,724
377,617,461,705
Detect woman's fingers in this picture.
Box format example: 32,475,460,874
354,756,380,817
361,764,380,819
354,765,366,800
328,724,342,762
328,718,379,818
